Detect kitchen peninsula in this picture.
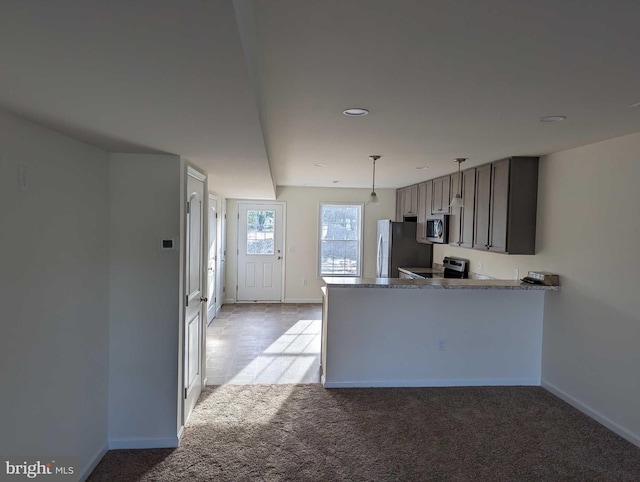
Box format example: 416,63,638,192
320,277,557,388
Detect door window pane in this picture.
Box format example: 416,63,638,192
318,204,363,276
246,210,275,254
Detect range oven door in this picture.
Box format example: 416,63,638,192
426,215,448,243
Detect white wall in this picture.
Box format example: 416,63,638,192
225,187,396,303
108,153,182,448
0,109,110,477
435,131,640,445
324,287,544,387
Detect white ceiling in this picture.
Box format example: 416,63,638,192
2,1,640,198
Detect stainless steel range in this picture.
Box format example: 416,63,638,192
442,257,469,279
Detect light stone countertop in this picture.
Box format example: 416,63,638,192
322,277,559,290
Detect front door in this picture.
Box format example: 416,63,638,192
237,202,284,302
207,194,217,323
184,166,206,423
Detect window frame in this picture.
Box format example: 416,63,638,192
317,202,364,278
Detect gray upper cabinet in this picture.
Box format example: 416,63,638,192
449,171,462,245
395,189,404,221
405,184,418,216
473,164,492,250
397,184,419,219
416,181,432,244
398,156,538,255
431,175,451,214
488,159,510,252
450,168,476,248
473,157,539,254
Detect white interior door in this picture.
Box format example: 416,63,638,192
237,202,284,302
207,194,217,323
184,166,206,423
217,199,226,310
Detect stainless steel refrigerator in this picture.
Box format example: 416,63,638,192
376,220,433,278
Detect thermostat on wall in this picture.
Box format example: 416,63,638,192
159,236,178,251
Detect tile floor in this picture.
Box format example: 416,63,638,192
206,303,322,385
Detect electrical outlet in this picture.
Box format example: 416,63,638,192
438,339,446,351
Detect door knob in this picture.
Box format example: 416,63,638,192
277,256,282,260
200,297,208,302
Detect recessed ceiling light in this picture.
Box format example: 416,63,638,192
343,108,369,116
314,163,327,167
630,101,640,108
539,115,567,123
416,166,429,170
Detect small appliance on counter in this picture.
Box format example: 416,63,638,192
521,271,560,286
426,214,448,243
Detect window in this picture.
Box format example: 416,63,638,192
246,209,275,254
318,203,363,276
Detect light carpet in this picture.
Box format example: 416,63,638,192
89,385,640,481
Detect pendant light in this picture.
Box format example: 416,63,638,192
367,155,381,205
449,158,466,209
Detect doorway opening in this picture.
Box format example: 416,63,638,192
206,303,321,384
206,201,321,385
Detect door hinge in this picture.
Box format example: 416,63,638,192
223,286,225,293
185,294,189,307
215,213,218,219
184,387,188,399
186,201,190,214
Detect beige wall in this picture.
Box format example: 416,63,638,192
436,131,640,445
108,153,182,447
0,108,110,477
225,187,396,302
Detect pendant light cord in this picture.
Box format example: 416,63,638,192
372,157,376,192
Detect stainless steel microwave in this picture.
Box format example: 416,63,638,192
426,214,448,243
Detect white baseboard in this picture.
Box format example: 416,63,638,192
79,442,108,481
108,437,180,450
542,380,640,448
323,378,540,388
177,425,185,444
224,297,236,304
283,298,322,304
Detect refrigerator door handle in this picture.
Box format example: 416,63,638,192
376,234,383,277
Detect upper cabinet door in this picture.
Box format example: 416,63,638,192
459,167,476,248
432,176,451,214
416,181,432,243
448,171,462,245
409,184,418,215
396,189,404,221
401,185,418,216
473,164,491,250
488,159,510,253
